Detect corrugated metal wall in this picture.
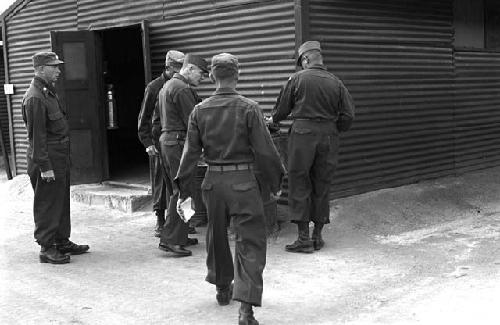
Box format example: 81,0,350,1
454,51,500,173
308,0,456,198
4,0,295,175
149,0,296,112
0,47,9,153
77,0,163,29
4,0,77,174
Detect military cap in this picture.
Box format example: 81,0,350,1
296,40,321,66
184,54,209,73
211,53,239,71
33,51,64,67
165,50,185,67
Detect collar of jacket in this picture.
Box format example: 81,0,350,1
173,73,190,85
307,64,327,71
214,88,238,96
33,76,57,97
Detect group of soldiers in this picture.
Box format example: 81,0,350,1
137,41,355,324
22,40,354,325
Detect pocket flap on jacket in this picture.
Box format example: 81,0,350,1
48,111,64,120
231,181,256,192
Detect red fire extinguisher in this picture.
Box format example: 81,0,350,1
106,84,118,129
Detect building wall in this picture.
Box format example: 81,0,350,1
454,51,500,172
3,0,77,174
4,0,296,174
308,0,456,198
0,47,10,153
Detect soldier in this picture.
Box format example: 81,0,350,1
22,51,89,264
137,50,184,237
270,41,355,253
157,54,209,257
175,53,285,325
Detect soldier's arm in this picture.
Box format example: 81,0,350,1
26,97,52,172
249,105,286,194
137,85,156,148
271,75,295,123
337,82,355,132
175,108,203,199
175,88,198,130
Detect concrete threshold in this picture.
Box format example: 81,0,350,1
71,181,152,213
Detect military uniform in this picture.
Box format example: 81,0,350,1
175,54,284,310
137,71,171,224
272,41,354,252
23,76,71,249
157,54,208,251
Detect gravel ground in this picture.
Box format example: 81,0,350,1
0,163,499,325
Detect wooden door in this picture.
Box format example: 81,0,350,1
51,31,106,184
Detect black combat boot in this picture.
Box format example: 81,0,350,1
154,209,165,237
215,282,233,306
39,246,70,264
285,222,314,253
238,302,259,325
312,223,325,250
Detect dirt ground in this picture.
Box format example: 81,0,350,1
0,162,499,325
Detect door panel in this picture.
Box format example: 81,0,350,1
51,31,105,184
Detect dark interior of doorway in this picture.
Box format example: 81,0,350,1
99,26,149,186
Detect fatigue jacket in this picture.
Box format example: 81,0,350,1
175,88,285,197
158,73,201,133
137,71,169,148
272,64,355,129
22,76,68,172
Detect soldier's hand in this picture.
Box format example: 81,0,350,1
265,116,273,124
146,145,158,156
271,190,282,199
41,170,55,182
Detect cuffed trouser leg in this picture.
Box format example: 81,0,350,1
28,143,71,247
159,140,188,245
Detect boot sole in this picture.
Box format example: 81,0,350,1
285,247,314,254
158,244,192,257
39,255,70,264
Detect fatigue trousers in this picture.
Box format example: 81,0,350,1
152,142,170,212
159,133,189,245
202,169,267,306
27,142,71,247
287,120,340,224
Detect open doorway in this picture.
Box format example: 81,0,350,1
98,26,149,185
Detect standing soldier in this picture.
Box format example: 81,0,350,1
22,51,89,264
175,53,285,325
270,41,355,253
157,54,209,257
137,50,184,237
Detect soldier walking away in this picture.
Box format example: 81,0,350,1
22,52,89,264
157,54,209,257
175,53,285,325
137,50,184,237
270,41,355,253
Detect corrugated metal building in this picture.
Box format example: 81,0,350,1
1,0,500,199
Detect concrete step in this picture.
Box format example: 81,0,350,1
71,182,152,213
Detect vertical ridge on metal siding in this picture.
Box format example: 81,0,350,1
150,0,295,113
5,0,77,174
0,49,9,153
454,51,500,173
309,0,454,198
77,0,164,29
